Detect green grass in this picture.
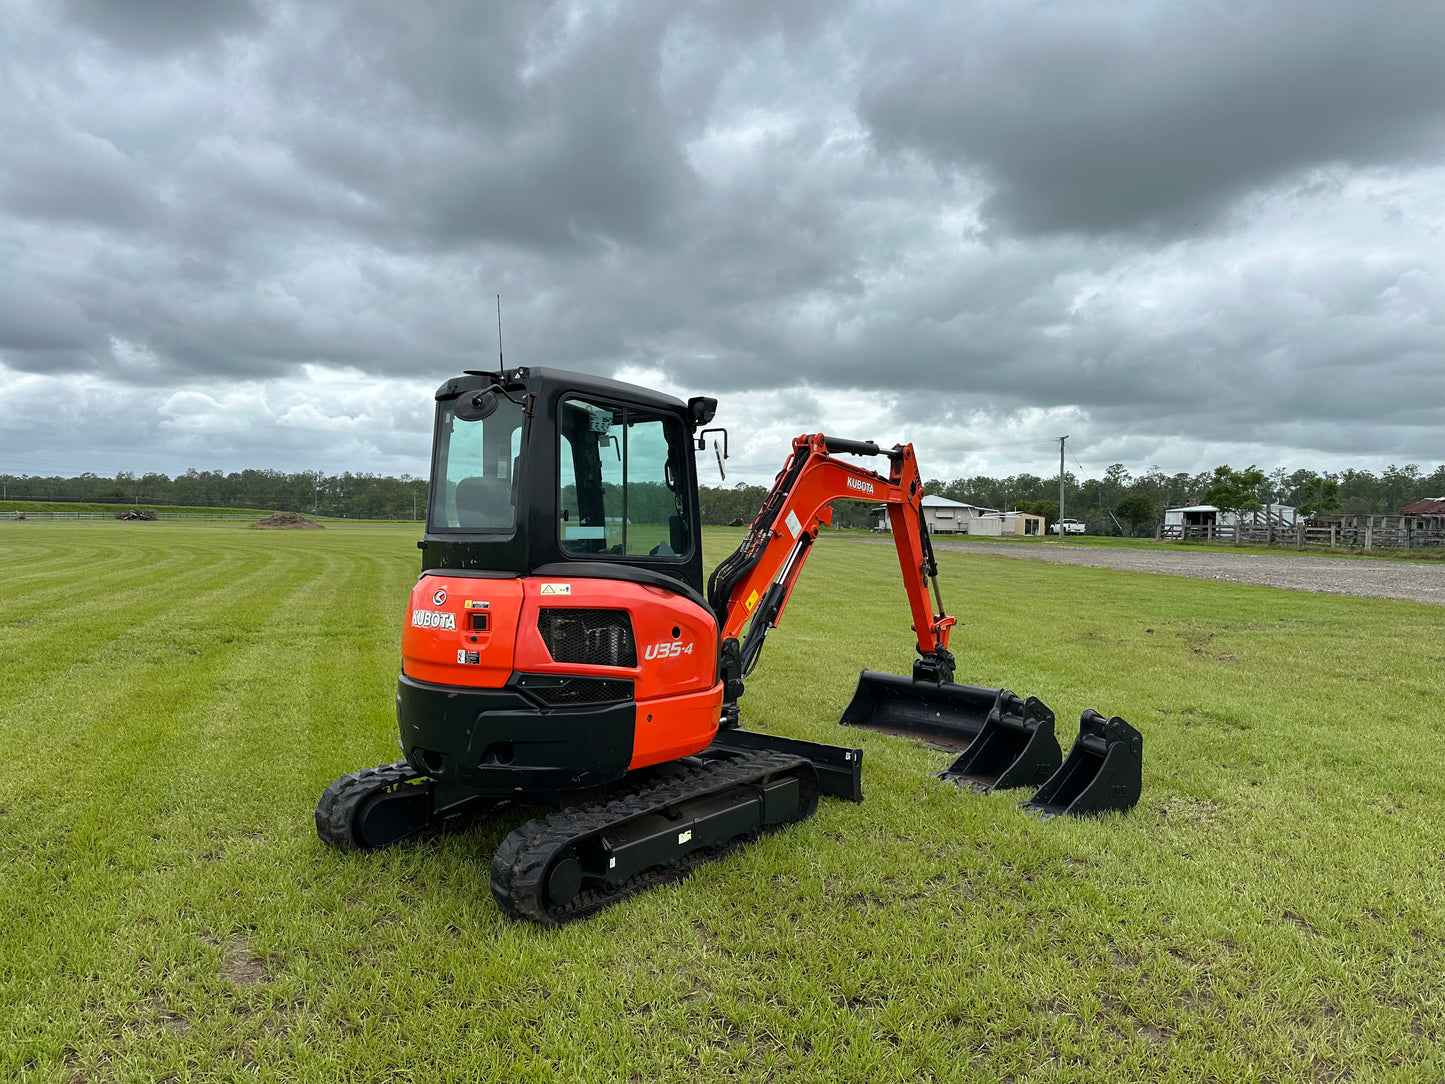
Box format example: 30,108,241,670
1,522,1442,1082
4,499,275,516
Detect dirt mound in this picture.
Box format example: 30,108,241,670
250,511,324,530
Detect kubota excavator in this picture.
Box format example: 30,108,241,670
317,367,1141,923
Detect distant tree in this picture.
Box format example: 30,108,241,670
827,499,876,529
1201,464,1267,531
1114,493,1157,536
1295,475,1341,520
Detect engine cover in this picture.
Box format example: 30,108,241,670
399,573,725,791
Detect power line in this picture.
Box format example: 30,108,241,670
939,436,1066,454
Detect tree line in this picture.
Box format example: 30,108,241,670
706,461,1445,536
924,461,1445,535
0,469,427,520
3,460,1440,532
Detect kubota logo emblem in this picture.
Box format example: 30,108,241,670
846,477,875,495
412,610,456,630
432,588,447,605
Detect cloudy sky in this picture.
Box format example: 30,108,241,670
3,0,1441,485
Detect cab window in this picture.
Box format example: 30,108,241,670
558,397,691,559
430,395,524,531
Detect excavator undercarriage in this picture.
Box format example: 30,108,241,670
317,366,1141,924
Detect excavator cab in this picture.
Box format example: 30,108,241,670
317,366,1140,925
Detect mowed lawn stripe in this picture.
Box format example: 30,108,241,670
0,531,370,1077
295,545,418,781
0,533,330,857
0,528,177,591
0,530,277,701
2,525,1443,1082
0,532,229,631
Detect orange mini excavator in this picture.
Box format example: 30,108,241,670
318,367,1141,923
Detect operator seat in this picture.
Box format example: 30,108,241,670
454,476,512,528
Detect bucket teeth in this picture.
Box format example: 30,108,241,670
1020,710,1143,818
938,693,1062,793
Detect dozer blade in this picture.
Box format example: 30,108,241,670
1021,710,1143,818
938,693,1061,793
839,669,1018,752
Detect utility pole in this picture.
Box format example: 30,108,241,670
1058,435,1068,543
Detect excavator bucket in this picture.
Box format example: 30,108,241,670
937,693,1061,793
1021,710,1143,818
839,670,1016,752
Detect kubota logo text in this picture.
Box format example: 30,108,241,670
846,477,875,495
412,610,456,630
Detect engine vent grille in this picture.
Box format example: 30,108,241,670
523,677,635,707
536,609,637,668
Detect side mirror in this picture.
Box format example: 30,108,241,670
696,427,729,456
453,389,499,422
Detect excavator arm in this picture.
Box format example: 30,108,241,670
706,433,957,717
704,429,1142,820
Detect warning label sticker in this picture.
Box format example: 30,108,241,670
785,510,803,538
539,583,572,595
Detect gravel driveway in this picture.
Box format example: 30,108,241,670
847,537,1445,607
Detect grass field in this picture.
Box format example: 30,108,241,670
1,522,1442,1082
4,500,276,517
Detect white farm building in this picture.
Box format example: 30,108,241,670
1163,503,1299,528
871,495,1000,534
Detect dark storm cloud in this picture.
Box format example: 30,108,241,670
263,1,700,251
0,0,1440,479
1,126,162,230
860,0,1445,236
64,0,261,56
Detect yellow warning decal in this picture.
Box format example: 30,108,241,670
540,583,572,595
746,590,759,611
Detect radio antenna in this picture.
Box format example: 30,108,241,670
496,294,504,370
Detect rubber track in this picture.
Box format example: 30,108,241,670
490,749,818,925
315,759,422,851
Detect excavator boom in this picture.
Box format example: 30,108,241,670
706,434,958,715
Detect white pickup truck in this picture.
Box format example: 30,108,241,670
1052,518,1086,535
